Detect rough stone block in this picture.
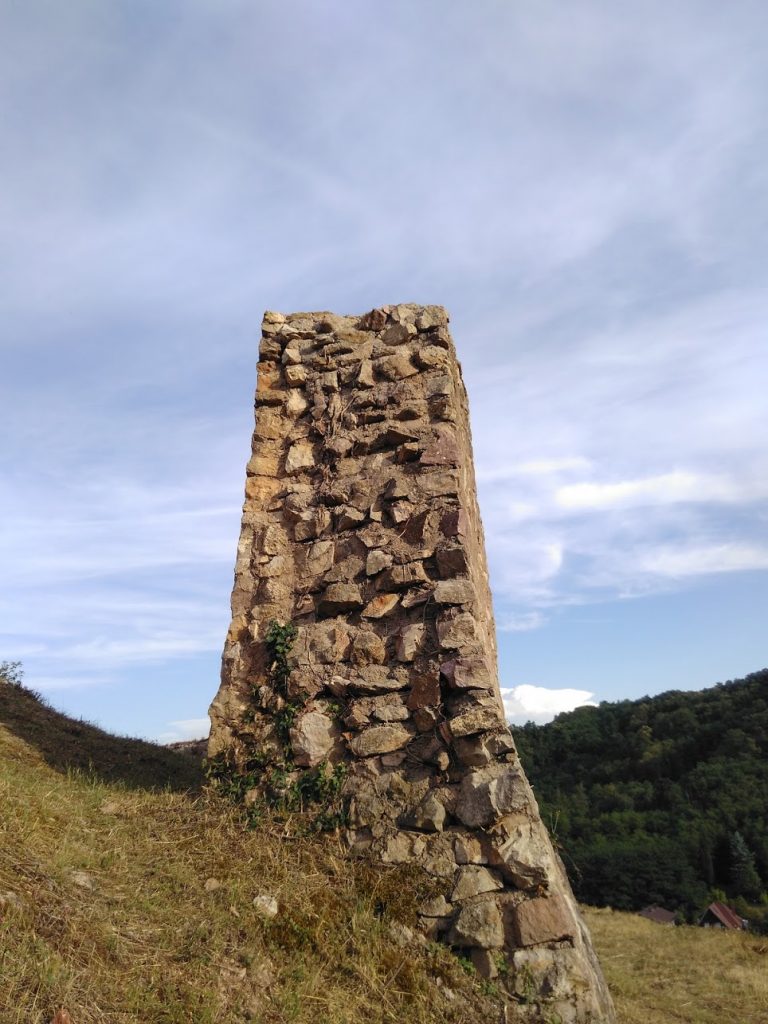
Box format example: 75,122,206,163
396,623,425,662
407,674,441,710
435,545,468,577
348,724,412,757
451,865,503,900
509,895,576,948
290,710,342,767
436,609,478,649
434,579,475,605
317,583,364,616
404,791,447,833
350,629,387,666
365,549,393,575
450,900,504,949
361,593,400,618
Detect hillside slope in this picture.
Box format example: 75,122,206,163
582,907,768,1024
0,682,499,1024
514,670,768,917
2,681,767,1023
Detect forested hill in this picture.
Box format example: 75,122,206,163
513,669,768,922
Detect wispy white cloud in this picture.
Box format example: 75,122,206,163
477,456,590,484
498,612,547,634
638,543,768,579
555,471,756,511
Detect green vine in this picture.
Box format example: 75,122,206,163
275,700,303,746
206,621,348,832
203,751,266,803
265,619,298,696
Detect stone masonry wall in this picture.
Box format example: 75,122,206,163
208,305,615,1023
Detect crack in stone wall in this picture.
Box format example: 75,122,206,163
208,305,615,1023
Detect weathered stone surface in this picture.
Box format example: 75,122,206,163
348,724,412,757
449,900,504,949
470,948,499,979
348,667,409,694
452,734,494,767
380,831,426,863
365,549,393,575
285,441,314,474
286,389,309,416
293,621,351,665
401,586,433,609
350,629,387,666
317,583,363,616
396,623,424,662
378,352,418,380
439,508,468,539
509,895,576,948
414,345,448,370
209,306,616,1024
407,673,441,710
454,766,530,828
405,791,447,832
290,709,341,767
451,865,503,900
434,579,475,605
372,700,409,722
361,593,400,618
296,539,334,577
358,307,388,331
435,545,468,577
415,306,448,330
445,657,492,690
449,704,502,738
382,322,414,346
453,833,488,865
419,895,452,918
253,894,279,919
420,429,460,467
436,609,478,649
336,505,366,531
357,359,375,387
378,562,429,590
293,508,331,541
490,819,554,889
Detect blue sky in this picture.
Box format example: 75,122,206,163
2,1,766,740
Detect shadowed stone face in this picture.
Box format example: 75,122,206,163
208,305,616,1023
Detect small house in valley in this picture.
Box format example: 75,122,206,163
638,905,677,925
699,901,747,930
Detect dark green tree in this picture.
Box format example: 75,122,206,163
729,831,763,901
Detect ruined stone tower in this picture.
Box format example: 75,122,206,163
208,305,615,1022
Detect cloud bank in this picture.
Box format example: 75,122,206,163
1,1,766,735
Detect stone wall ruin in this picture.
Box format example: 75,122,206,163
208,305,615,1023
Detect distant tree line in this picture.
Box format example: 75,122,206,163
513,669,768,928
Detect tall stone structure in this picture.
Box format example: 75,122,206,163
209,305,615,1022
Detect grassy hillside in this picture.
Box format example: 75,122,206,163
0,682,498,1024
3,680,767,1024
514,670,768,920
583,907,768,1024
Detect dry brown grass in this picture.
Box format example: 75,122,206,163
0,686,497,1024
4,684,768,1024
585,906,768,1024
